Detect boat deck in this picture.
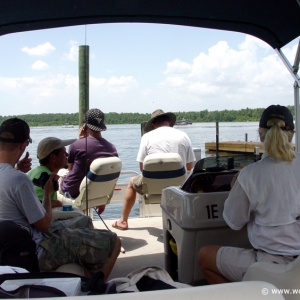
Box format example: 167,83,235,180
93,217,164,280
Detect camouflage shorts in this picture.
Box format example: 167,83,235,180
132,174,144,195
39,217,117,274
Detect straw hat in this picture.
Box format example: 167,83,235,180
144,109,176,133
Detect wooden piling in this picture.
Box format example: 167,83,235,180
78,45,89,127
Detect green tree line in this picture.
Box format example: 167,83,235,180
0,106,294,126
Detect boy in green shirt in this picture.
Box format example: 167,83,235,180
28,137,75,208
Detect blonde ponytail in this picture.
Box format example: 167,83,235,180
259,118,295,163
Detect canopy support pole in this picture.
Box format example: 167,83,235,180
275,40,300,151
275,47,300,87
295,82,300,151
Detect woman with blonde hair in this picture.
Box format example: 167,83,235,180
258,106,295,163
198,105,300,284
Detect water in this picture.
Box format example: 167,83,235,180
25,122,262,219
27,122,262,169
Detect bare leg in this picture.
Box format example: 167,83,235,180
100,237,121,281
113,177,137,229
198,245,230,284
96,205,106,215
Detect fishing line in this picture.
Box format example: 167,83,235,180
93,208,110,230
85,127,88,213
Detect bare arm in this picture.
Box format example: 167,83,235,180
139,162,143,172
50,200,63,208
79,124,88,139
15,152,32,173
33,173,57,232
186,162,193,171
68,163,73,171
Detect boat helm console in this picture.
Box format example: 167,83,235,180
182,170,237,194
161,156,253,284
181,154,257,194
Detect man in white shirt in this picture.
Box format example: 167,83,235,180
113,109,195,230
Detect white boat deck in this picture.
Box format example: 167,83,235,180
93,216,165,280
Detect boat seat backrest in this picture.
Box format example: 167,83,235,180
142,153,187,196
242,255,300,300
79,156,122,199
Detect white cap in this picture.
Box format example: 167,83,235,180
37,137,76,159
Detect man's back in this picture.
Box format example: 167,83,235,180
0,163,45,245
137,126,195,166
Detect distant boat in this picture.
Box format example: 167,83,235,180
175,119,192,126
62,123,74,128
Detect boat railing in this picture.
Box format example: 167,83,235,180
112,170,141,203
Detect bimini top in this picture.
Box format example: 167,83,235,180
0,0,299,49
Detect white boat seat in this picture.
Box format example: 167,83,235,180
55,263,85,277
140,153,187,217
58,157,122,212
242,255,300,300
53,157,121,276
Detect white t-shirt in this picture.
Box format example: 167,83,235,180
136,126,196,166
223,153,300,256
0,163,45,249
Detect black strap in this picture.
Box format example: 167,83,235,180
142,167,186,179
87,171,120,182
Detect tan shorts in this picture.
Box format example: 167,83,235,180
216,247,296,282
132,174,144,195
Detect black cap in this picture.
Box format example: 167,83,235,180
0,118,32,143
83,108,107,131
259,105,294,130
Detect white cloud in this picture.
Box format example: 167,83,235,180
31,60,49,70
161,35,295,111
165,59,192,75
0,34,297,115
63,40,79,61
0,73,138,114
239,35,270,53
21,42,56,56
106,76,138,93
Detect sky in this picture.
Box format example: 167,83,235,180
0,23,298,116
